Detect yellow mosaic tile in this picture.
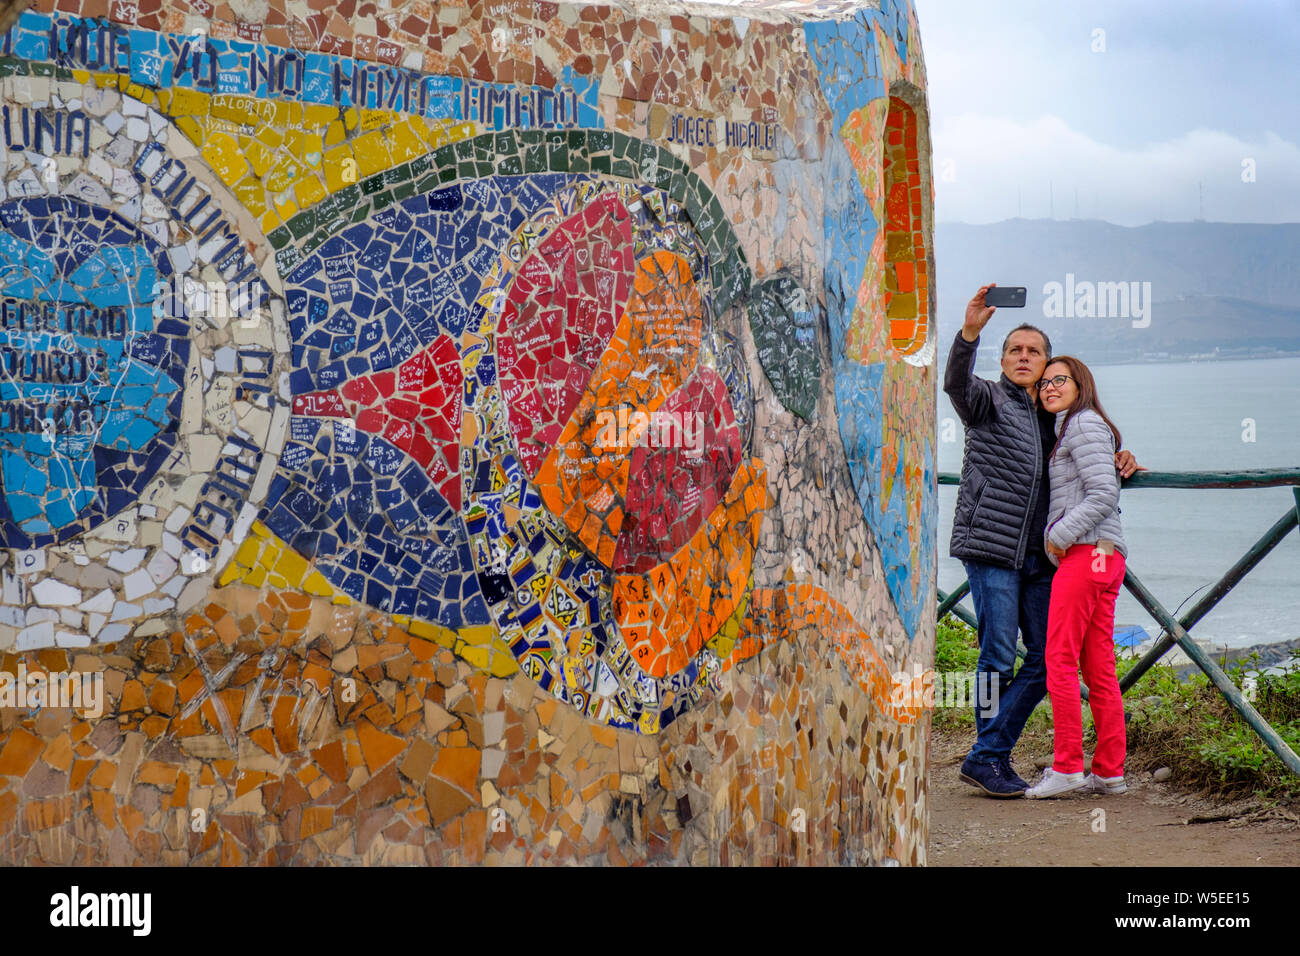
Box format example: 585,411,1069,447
75,69,478,230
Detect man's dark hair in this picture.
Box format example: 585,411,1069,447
1001,323,1052,358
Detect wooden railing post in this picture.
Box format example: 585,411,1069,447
1122,568,1300,777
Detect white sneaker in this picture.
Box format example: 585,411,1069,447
1025,768,1086,799
1084,772,1128,794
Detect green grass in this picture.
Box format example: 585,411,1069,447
1120,652,1300,799
934,614,1300,800
930,615,980,730
935,614,981,673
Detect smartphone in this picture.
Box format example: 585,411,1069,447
985,286,1027,308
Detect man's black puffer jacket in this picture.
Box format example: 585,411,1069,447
944,332,1046,569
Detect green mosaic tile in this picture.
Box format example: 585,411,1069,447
706,232,725,264
684,188,706,225
432,145,456,168
317,214,349,237
659,156,684,188
493,130,517,155
337,185,362,209
274,245,301,274
664,171,688,204
749,274,821,421
300,230,327,258
625,138,647,170
707,196,727,231
409,154,433,178
287,209,316,241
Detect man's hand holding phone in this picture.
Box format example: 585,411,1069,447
962,284,998,343
963,284,1028,343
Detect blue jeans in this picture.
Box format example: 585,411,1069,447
963,551,1054,764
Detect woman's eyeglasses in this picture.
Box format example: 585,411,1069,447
1036,374,1073,391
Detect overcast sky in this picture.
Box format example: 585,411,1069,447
912,0,1300,225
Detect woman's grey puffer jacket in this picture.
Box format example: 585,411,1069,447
1044,408,1127,563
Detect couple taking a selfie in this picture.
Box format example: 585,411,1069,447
946,283,1142,799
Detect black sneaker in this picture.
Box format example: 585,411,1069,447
999,757,1029,791
959,757,1026,798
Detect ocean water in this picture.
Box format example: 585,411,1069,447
936,355,1300,650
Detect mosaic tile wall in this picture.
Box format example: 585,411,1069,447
0,0,936,865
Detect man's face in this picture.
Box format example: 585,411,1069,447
1001,329,1049,391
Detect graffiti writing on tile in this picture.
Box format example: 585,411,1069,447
461,81,584,130
652,106,779,153
16,14,599,126
1,106,92,157
655,108,774,153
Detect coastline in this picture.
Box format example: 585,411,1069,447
960,350,1300,376
1120,636,1300,681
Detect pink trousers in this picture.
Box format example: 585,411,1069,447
1045,543,1127,777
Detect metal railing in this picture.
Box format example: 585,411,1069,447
936,468,1300,776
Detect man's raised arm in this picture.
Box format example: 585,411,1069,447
944,284,999,427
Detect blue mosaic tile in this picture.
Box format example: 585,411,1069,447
0,197,184,548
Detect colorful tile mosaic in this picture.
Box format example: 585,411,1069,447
0,0,936,867
805,1,936,638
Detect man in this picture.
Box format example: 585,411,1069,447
945,284,1139,797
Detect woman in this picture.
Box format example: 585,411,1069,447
1025,355,1129,798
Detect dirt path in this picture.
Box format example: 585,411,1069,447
928,726,1300,866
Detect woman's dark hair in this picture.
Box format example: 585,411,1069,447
1044,355,1122,460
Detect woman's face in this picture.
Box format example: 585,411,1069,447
1038,362,1078,413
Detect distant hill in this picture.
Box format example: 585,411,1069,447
934,220,1300,366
